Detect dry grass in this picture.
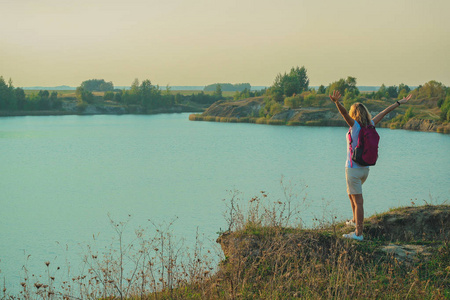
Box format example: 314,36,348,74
4,216,219,300
23,90,76,97
3,185,449,299
169,90,235,97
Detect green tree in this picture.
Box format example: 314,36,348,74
163,85,175,106
25,93,39,110
327,76,359,96
15,88,26,110
397,83,411,99
140,79,153,110
76,86,94,104
124,78,140,105
0,76,9,109
164,85,171,97
402,107,414,124
398,83,410,94
417,80,446,99
114,90,123,103
269,66,309,100
7,78,17,110
267,73,284,102
398,89,409,99
284,66,309,97
38,90,50,110
375,84,388,99
0,77,19,110
80,79,114,91
174,93,183,104
440,94,450,121
134,79,163,110
50,91,61,109
386,86,398,98
214,84,223,99
233,88,251,101
317,85,326,94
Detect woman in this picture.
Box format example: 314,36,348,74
329,90,412,241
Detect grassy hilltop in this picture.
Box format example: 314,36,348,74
209,203,450,299
7,200,450,299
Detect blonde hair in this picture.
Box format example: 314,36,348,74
349,103,372,127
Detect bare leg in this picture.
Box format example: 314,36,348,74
348,194,356,222
351,194,364,236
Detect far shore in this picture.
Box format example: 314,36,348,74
1,107,447,135
0,105,204,118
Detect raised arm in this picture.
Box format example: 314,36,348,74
372,94,412,125
329,90,354,127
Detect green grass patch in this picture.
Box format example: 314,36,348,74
267,119,285,125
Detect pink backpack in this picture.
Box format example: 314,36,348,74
348,125,380,167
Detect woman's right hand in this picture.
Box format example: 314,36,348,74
329,90,342,103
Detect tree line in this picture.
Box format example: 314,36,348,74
75,78,224,112
204,83,251,92
0,77,62,111
1,74,449,122
259,66,450,123
0,77,228,113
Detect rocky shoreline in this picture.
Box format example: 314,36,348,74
189,97,450,134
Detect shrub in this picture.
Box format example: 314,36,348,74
402,107,414,123
342,89,359,110
269,101,283,117
255,118,268,124
284,95,302,109
389,122,402,129
204,116,216,122
76,101,88,112
188,114,202,121
103,91,115,101
439,95,450,121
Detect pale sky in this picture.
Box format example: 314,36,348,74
1,0,449,87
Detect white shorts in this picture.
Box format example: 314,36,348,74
345,167,369,195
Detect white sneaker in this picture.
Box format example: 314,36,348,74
343,231,363,241
345,220,356,226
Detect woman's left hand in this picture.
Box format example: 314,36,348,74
398,94,412,104
329,90,342,103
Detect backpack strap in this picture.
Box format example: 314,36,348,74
348,127,353,168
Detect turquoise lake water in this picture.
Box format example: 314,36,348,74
1,113,449,293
